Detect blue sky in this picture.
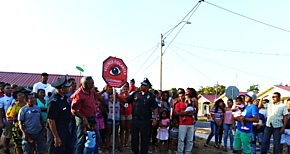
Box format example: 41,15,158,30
1,0,290,93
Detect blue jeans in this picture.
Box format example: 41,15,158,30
223,123,233,147
206,121,221,145
69,117,77,152
84,147,95,154
252,132,263,153
76,116,100,154
261,126,281,154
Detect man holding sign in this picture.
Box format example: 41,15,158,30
117,77,158,154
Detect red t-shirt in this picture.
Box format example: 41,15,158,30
120,94,132,116
129,85,136,92
71,87,97,118
175,102,194,125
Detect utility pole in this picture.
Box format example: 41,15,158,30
160,34,163,90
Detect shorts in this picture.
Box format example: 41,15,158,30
121,114,132,120
281,129,290,145
234,129,252,154
12,122,23,148
169,128,179,140
22,129,46,153
3,122,13,139
107,119,120,126
96,118,105,130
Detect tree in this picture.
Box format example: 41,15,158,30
277,82,288,86
170,88,178,99
198,84,226,95
247,84,259,93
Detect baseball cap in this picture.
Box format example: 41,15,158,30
244,91,257,100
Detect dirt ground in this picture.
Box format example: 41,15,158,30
0,136,227,154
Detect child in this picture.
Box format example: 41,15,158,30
232,96,249,130
182,94,196,124
105,92,125,153
156,110,170,154
168,117,179,154
128,79,136,95
95,100,105,150
84,121,97,154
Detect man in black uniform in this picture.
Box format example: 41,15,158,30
47,76,72,154
118,77,158,154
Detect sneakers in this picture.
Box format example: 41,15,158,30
241,126,250,130
123,144,129,148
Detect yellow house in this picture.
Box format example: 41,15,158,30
257,85,290,103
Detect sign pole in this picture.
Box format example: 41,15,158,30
113,87,116,154
231,88,233,99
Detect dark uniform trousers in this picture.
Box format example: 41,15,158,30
47,126,72,154
131,117,151,154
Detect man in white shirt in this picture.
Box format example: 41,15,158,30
32,73,50,100
0,83,14,154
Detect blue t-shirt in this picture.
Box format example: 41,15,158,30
85,131,96,148
18,105,43,134
237,104,259,133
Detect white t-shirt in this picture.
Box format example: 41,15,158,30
45,85,55,99
0,95,13,123
259,109,267,118
32,82,51,100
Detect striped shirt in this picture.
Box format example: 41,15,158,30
210,107,223,122
264,102,288,128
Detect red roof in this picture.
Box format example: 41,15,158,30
201,94,221,102
274,85,290,92
0,71,83,87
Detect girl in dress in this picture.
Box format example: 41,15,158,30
156,109,170,154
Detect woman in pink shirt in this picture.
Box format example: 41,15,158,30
223,99,235,152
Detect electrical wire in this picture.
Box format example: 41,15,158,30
169,46,215,82
127,43,159,64
135,56,159,78
171,44,290,82
163,1,202,39
131,44,159,77
162,2,201,55
203,1,290,33
171,42,290,56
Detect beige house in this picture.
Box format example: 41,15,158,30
198,94,221,116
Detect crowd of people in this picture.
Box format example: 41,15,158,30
0,72,289,154
204,91,290,154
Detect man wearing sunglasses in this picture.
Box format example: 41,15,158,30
259,92,288,154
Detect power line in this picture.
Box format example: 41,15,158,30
163,1,202,39
171,42,290,56
171,44,290,82
169,46,215,82
127,43,159,64
131,44,159,77
163,1,201,55
135,56,159,78
203,1,290,33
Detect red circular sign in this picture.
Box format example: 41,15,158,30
102,56,128,88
